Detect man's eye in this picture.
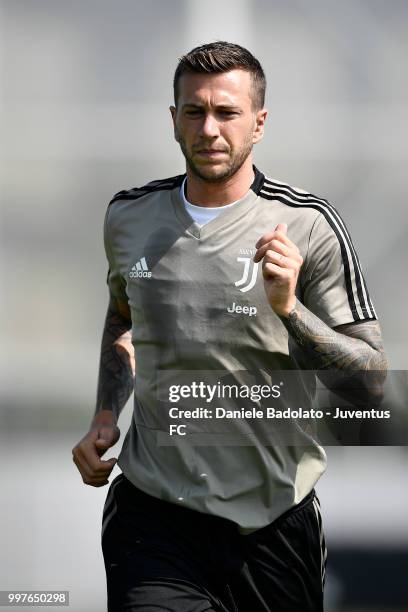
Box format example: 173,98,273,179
185,110,202,117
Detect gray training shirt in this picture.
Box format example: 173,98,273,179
103,166,376,531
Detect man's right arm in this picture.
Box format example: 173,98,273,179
95,295,135,420
72,295,134,487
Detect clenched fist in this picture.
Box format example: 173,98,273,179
72,410,120,487
253,223,303,317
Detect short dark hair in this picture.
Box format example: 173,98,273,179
173,41,266,110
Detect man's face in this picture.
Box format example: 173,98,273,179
170,69,266,182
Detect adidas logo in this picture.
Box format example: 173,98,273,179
129,256,152,279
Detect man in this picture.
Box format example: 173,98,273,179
72,42,387,611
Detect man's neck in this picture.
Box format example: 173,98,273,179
185,157,255,207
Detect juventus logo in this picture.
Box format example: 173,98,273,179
234,257,259,293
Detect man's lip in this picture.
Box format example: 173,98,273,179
196,149,227,154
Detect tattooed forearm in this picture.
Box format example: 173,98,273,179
280,300,388,405
281,300,387,371
94,298,135,420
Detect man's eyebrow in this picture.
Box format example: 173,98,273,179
216,104,242,111
181,103,204,109
181,103,242,111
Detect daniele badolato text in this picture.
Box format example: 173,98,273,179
167,407,390,420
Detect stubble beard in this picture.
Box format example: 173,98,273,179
177,134,254,184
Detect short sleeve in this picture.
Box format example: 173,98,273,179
300,211,377,327
103,204,128,303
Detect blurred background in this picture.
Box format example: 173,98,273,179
0,0,407,610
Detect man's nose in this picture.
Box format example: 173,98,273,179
199,113,220,138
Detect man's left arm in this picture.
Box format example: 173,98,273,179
282,302,387,373
254,223,388,405
282,302,387,406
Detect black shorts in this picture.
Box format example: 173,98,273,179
102,474,326,612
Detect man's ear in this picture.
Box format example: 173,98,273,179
252,108,268,144
169,105,179,142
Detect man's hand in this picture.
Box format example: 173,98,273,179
72,410,120,487
254,223,303,317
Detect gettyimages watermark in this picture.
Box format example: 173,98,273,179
134,369,408,446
